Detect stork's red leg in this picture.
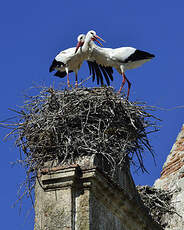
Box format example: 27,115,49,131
125,76,131,99
118,72,126,93
67,72,70,88
118,72,131,99
75,73,78,88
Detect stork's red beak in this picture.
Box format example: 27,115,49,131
75,41,84,54
92,34,105,47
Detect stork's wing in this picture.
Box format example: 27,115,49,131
54,70,73,78
49,47,76,72
107,67,113,81
92,62,104,86
87,61,113,86
49,59,65,72
87,61,100,84
111,47,137,63
87,61,95,82
98,66,111,86
123,50,155,63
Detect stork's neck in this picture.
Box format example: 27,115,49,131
89,41,105,55
81,34,92,53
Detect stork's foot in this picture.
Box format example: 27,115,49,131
117,89,129,100
67,80,71,88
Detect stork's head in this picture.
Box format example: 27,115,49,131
75,30,105,53
87,30,105,46
75,34,86,54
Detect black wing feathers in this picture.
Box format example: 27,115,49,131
87,61,114,86
50,58,114,86
124,50,155,63
98,66,110,86
54,70,73,78
101,66,113,82
49,59,65,72
95,62,104,86
87,61,95,82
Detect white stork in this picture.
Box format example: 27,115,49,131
49,34,85,88
49,33,113,87
76,30,155,98
75,32,114,86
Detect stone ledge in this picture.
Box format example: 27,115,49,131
39,164,81,191
37,164,162,230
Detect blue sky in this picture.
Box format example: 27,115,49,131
1,0,184,229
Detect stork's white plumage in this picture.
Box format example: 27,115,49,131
49,33,113,87
77,30,155,98
49,34,85,88
75,31,114,86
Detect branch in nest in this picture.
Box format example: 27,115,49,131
2,86,160,208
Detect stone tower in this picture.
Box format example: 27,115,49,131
154,124,184,229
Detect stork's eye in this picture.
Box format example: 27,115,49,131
90,32,94,35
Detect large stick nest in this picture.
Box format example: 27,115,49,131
2,86,159,203
137,185,176,228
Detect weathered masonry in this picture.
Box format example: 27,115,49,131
34,156,161,230
154,124,184,230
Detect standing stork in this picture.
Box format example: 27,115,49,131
74,31,113,86
76,30,155,98
49,34,85,88
49,34,113,87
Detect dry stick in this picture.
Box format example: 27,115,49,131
78,75,93,86
2,86,159,212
